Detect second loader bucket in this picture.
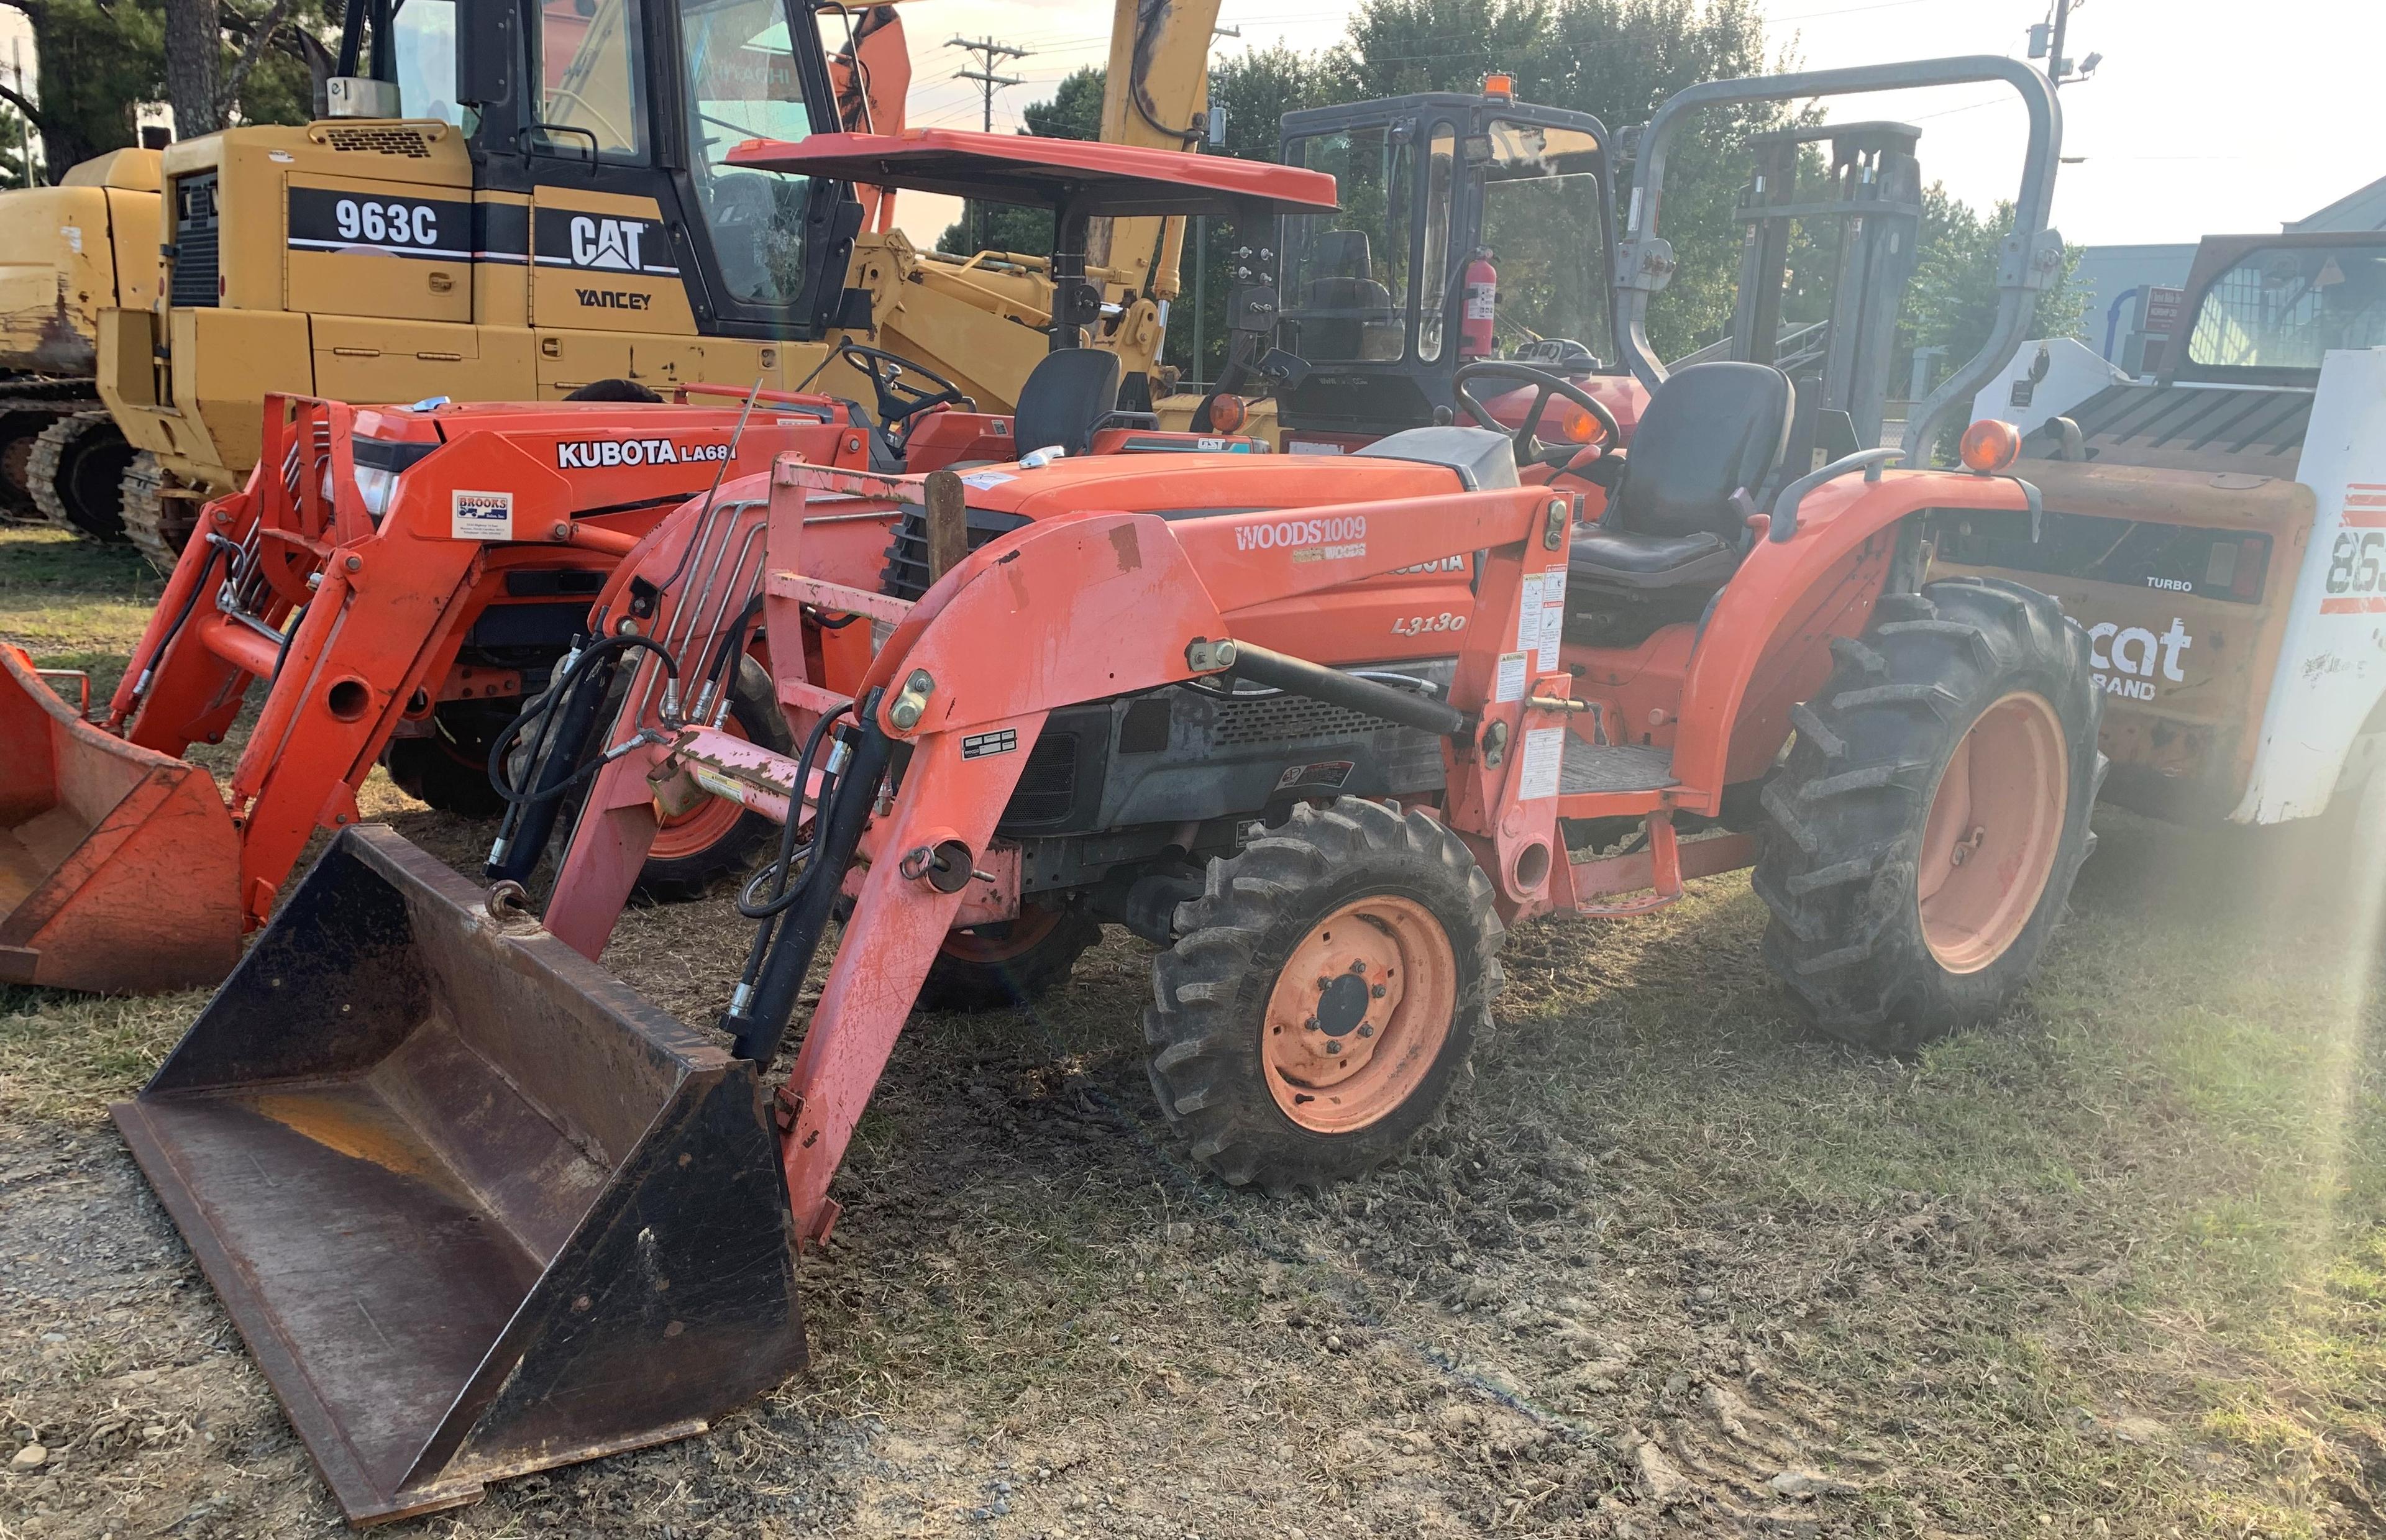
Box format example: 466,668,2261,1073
112,827,804,1525
0,645,240,991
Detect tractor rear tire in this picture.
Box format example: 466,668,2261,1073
30,412,133,542
915,903,1102,1012
1145,798,1503,1192
1753,578,2104,1053
631,654,794,901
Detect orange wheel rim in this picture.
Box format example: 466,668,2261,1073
1261,893,1456,1134
649,709,753,862
1916,690,2068,974
941,903,1063,964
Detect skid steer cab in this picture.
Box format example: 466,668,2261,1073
0,388,889,994
111,118,2105,1524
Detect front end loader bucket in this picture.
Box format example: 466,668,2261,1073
111,827,804,1526
0,646,240,992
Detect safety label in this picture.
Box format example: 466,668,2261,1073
1537,568,1567,672
450,488,513,540
1518,726,1567,801
1496,652,1527,703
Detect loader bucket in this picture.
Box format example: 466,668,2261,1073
0,645,240,992
111,827,804,1526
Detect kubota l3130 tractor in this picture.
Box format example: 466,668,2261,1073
111,106,2103,1524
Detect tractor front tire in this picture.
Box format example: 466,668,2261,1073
915,903,1102,1012
384,704,514,819
1754,578,2104,1052
632,654,793,901
1146,798,1503,1192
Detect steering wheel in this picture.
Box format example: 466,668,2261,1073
1453,359,1622,468
836,343,971,435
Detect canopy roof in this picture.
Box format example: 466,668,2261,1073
727,129,1340,219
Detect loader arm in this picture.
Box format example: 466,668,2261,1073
545,458,1573,1242
1090,0,1227,306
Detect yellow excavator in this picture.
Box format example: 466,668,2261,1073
0,147,162,538
57,0,1217,566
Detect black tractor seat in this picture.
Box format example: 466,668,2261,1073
1563,360,1791,644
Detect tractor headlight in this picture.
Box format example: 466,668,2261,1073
350,435,441,521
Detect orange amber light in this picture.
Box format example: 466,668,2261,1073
1960,418,2023,473
1206,393,1248,434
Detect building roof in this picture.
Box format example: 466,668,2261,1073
2287,174,2386,233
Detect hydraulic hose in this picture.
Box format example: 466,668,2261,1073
720,690,891,1065
482,632,680,883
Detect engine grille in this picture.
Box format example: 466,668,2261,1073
879,503,1028,601
1212,692,1398,745
169,171,220,309
324,126,434,157
1003,732,1081,826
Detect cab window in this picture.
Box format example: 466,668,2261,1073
391,0,469,129
1476,121,1611,365
677,0,816,304
1284,125,1418,363
2187,244,2386,374
536,0,651,162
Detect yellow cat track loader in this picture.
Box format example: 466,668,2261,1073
89,0,1222,568
0,148,162,537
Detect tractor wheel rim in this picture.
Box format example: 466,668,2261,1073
1916,690,2068,974
941,903,1064,964
648,711,754,862
1261,893,1456,1134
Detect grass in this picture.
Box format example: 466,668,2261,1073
1,516,2382,1534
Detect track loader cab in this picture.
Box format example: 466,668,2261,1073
1936,230,2386,825
96,0,879,564
1266,88,1643,452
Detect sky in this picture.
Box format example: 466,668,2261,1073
0,0,2372,254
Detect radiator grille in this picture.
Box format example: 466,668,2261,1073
169,171,220,309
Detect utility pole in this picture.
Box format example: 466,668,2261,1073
949,35,1030,250
2028,0,2101,89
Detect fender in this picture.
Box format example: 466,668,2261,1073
1673,469,2033,803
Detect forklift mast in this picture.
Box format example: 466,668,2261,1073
1266,86,1624,443
1721,121,1924,472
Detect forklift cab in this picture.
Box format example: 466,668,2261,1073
1269,88,1634,448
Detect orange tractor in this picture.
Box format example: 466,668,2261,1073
0,383,1034,992
115,102,2102,1523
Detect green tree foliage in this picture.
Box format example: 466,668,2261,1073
3,0,168,173
1900,183,2087,394
0,0,332,181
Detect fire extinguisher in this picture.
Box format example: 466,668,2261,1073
1460,247,1498,358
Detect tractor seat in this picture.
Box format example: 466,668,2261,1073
1013,348,1128,457
1566,360,1791,593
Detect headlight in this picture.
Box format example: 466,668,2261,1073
349,435,439,521
354,463,399,517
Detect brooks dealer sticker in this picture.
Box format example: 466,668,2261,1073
452,489,514,540
961,729,1018,759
